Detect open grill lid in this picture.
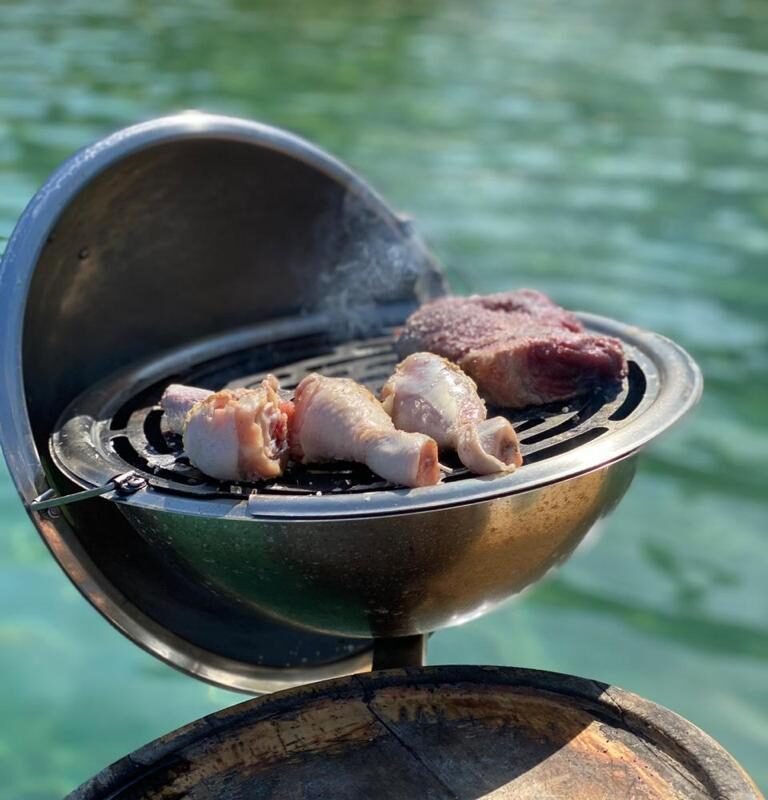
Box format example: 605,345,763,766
2,111,445,498
0,113,446,691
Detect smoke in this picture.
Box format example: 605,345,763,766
311,188,444,337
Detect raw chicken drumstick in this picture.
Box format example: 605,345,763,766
162,377,293,481
161,384,212,434
381,352,522,475
291,373,441,488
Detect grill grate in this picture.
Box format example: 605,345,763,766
103,333,653,500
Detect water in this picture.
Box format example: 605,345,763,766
1,0,766,796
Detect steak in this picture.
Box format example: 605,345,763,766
396,290,627,408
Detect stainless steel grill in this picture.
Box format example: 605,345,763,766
49,308,689,523
0,113,702,691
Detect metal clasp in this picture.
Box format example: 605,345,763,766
30,470,147,512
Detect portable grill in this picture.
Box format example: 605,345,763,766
44,305,695,657
0,113,701,691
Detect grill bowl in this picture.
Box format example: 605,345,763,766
50,309,700,638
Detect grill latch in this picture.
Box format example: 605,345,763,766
30,470,148,512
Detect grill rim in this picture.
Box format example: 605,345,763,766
50,309,702,521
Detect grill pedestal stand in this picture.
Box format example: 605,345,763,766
371,634,428,670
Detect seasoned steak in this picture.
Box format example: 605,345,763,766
467,289,583,332
396,290,627,408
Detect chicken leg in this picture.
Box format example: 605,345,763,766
291,373,440,488
181,376,293,482
381,352,522,475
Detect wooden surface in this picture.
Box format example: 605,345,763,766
70,666,763,799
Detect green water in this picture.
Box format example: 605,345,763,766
1,0,767,796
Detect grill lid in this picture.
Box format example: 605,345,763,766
0,113,447,692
